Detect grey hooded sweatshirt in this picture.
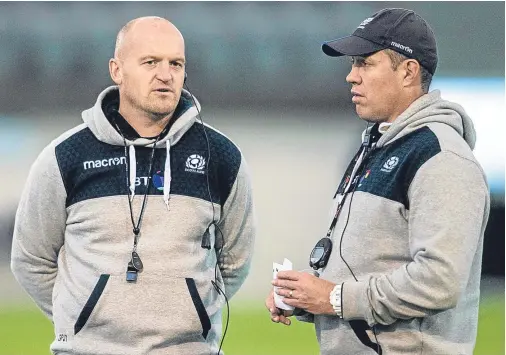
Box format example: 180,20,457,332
11,86,256,355
301,90,489,355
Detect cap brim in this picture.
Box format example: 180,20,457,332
322,35,386,57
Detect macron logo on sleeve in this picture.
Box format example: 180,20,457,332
83,156,126,170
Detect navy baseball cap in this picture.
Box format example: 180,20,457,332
322,8,438,74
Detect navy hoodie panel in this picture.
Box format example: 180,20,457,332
55,128,126,207
55,124,242,208
205,124,242,204
176,122,242,205
354,126,441,209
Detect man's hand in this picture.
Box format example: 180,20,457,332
265,289,293,325
272,270,336,315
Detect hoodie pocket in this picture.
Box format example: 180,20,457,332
74,274,110,335
185,278,211,339
70,273,215,352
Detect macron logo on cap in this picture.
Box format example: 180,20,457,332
391,41,413,54
357,17,374,29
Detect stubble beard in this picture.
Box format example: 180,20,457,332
126,91,177,122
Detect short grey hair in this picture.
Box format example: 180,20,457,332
384,49,432,94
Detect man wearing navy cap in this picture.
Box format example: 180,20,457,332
267,8,489,355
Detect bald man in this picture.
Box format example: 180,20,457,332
11,16,256,355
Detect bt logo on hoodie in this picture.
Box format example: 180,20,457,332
152,171,164,191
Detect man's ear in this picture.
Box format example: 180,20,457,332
402,59,421,88
109,58,122,85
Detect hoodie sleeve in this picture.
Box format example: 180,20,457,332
341,151,489,326
10,143,67,319
217,156,256,300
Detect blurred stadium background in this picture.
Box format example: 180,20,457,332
0,2,503,354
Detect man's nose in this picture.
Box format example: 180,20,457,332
346,66,360,85
156,61,173,82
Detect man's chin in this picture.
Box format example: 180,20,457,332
147,105,176,120
355,108,379,123
355,107,370,121
150,112,173,121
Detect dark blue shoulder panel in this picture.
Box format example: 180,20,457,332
55,123,241,208
355,126,441,209
178,122,242,205
55,128,126,207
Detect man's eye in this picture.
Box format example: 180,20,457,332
171,62,183,68
144,60,156,65
350,57,367,67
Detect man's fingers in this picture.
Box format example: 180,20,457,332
269,307,282,317
267,289,292,326
276,270,300,281
274,287,294,298
265,290,275,311
271,314,291,325
272,279,296,289
280,316,291,325
265,296,274,310
282,297,299,309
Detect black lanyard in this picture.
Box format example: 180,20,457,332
310,145,370,270
326,145,370,238
112,118,168,282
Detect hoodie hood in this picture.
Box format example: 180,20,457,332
82,86,202,209
376,90,476,150
82,85,200,148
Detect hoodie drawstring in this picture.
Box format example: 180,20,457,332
127,142,171,209
129,145,136,201
163,143,172,209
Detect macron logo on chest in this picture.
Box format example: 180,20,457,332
83,156,126,170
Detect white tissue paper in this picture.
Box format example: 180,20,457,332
272,258,295,311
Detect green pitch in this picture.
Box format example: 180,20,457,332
0,296,503,355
